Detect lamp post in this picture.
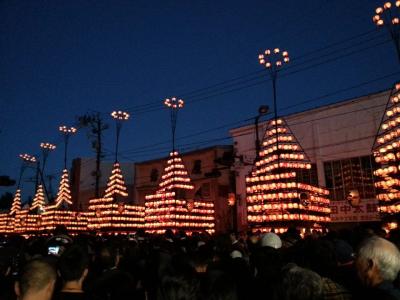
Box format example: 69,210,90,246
373,1,400,62
164,97,184,152
258,48,290,169
59,126,77,169
39,142,56,200
254,105,269,161
39,142,56,176
110,111,130,162
18,153,36,189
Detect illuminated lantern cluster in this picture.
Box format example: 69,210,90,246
87,197,145,232
40,142,56,150
52,169,72,208
373,83,400,215
10,189,21,215
164,97,184,108
373,2,400,26
59,126,77,134
145,151,215,234
41,210,91,232
111,110,130,120
246,118,330,232
104,162,129,199
258,48,290,68
87,162,144,232
30,185,46,213
19,154,36,162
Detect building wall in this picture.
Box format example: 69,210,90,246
230,90,390,231
134,146,235,234
71,158,135,210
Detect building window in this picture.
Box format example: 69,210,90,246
296,163,318,186
192,160,202,175
150,169,159,182
323,155,377,201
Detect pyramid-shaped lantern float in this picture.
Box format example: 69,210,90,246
104,162,129,199
2,189,23,233
246,118,330,233
30,185,46,213
10,189,22,215
42,169,89,233
87,162,145,232
54,169,72,208
373,82,400,216
145,151,215,234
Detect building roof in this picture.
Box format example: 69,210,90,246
230,87,390,134
135,145,233,165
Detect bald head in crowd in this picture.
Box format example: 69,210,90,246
356,236,400,287
15,258,56,300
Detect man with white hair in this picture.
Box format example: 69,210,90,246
355,236,400,299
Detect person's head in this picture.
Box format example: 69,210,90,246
260,232,282,249
15,258,56,300
59,245,89,285
97,243,120,271
158,274,199,300
333,239,354,266
278,264,323,300
229,231,238,243
303,239,337,278
356,236,400,287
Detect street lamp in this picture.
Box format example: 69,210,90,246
164,97,184,152
39,142,56,201
110,110,130,162
254,105,269,161
59,126,77,169
39,142,56,179
373,1,400,62
258,48,290,168
18,153,36,188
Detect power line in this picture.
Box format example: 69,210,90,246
112,95,390,161
119,29,384,114
127,38,392,117
105,72,397,157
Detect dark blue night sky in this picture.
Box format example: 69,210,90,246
0,0,398,200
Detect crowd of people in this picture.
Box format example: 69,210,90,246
1,225,400,300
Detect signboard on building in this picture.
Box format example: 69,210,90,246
330,199,380,222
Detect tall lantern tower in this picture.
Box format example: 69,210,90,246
88,110,145,233
145,98,215,234
245,48,330,233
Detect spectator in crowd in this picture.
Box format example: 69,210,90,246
355,236,400,299
0,246,16,300
54,245,89,300
87,242,137,300
15,258,56,300
229,232,246,259
0,225,398,300
276,263,323,300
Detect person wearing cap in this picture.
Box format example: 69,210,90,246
252,232,283,296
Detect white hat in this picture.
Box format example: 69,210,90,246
261,232,282,249
231,250,243,259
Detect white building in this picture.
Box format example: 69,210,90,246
230,89,390,231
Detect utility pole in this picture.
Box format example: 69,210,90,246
77,112,109,198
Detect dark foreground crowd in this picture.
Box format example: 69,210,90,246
1,225,400,300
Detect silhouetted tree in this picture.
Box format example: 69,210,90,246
77,113,109,198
